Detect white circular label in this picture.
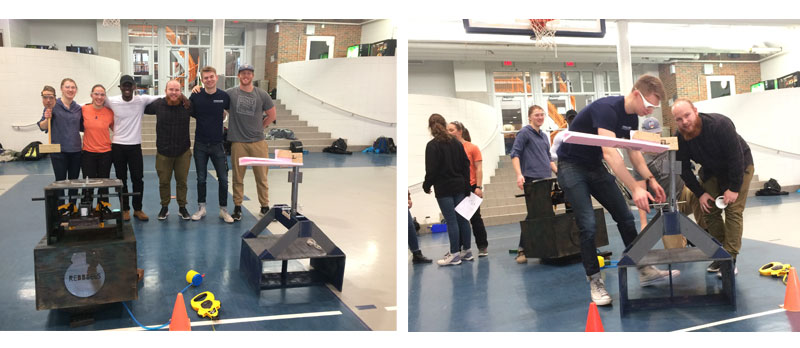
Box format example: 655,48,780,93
64,252,105,298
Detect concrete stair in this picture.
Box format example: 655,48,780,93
138,98,367,155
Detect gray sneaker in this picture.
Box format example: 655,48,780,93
191,203,206,221
478,248,488,257
436,252,462,266
460,249,474,261
706,260,721,273
589,275,612,306
639,265,680,287
219,208,234,224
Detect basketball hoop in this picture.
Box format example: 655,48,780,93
529,19,558,49
102,19,121,28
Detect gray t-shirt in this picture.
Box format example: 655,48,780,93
225,87,274,143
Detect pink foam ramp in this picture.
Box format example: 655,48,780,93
563,131,669,153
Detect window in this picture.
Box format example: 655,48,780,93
494,72,530,93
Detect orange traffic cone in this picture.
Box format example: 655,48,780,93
585,302,605,332
784,267,800,312
169,293,191,331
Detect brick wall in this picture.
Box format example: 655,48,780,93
264,22,362,92
658,59,761,133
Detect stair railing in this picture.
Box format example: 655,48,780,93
277,75,396,127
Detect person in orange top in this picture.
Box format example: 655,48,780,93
81,84,115,209
447,121,489,257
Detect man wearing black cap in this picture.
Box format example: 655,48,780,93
225,64,276,221
105,75,161,221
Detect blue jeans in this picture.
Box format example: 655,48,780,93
193,141,229,207
50,151,82,205
436,193,472,254
557,161,637,276
408,210,420,252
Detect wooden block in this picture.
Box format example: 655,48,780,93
39,143,61,154
276,149,303,164
631,131,661,143
34,223,138,311
660,137,679,151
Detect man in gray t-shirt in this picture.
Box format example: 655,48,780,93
226,64,276,221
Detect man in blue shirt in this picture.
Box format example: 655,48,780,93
510,105,557,263
189,66,233,223
556,75,675,306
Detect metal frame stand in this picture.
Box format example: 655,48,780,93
617,151,736,315
239,166,346,292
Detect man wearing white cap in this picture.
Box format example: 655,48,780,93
672,98,754,277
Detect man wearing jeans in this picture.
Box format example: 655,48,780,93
190,66,233,223
556,75,676,306
673,98,754,277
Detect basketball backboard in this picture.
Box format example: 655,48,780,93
463,19,606,38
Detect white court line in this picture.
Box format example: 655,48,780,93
385,306,397,311
105,310,343,331
673,308,786,332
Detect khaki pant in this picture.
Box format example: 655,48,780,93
155,150,191,207
700,164,754,258
661,186,708,248
231,141,269,207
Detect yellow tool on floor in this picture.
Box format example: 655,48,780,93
759,262,792,284
190,291,221,319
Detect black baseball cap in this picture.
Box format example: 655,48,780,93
120,75,135,86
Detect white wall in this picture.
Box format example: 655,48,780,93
27,19,97,51
360,19,395,44
0,47,121,150
276,57,396,145
7,19,30,48
761,50,800,81
453,61,487,92
408,94,504,225
694,88,800,186
95,20,122,43
408,61,456,97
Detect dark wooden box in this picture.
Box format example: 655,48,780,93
520,208,608,259
34,223,137,311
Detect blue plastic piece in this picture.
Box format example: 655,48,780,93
431,223,447,233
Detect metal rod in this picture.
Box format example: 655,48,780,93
668,150,677,213
290,166,300,219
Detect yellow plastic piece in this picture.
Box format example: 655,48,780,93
190,291,220,319
597,255,605,268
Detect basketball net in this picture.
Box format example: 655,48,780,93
529,19,557,49
102,19,121,28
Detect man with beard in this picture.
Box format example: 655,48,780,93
145,80,193,220
106,75,185,221
225,64,276,221
672,98,754,277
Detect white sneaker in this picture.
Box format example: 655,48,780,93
639,265,680,287
716,264,738,278
191,204,207,221
436,252,462,266
589,275,612,306
460,249,474,261
219,207,234,224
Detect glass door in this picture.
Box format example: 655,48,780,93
497,96,527,155
131,46,154,95
168,47,190,95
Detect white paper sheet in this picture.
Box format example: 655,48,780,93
455,193,483,220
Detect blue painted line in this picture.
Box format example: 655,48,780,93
355,305,377,310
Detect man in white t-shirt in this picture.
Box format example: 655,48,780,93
106,75,187,221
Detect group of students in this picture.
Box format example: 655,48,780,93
38,63,276,224
417,74,753,307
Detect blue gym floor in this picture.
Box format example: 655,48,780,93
0,152,394,331
409,193,800,332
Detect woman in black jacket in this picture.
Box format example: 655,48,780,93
422,114,473,266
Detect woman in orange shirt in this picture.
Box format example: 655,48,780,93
447,121,489,257
81,84,115,210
